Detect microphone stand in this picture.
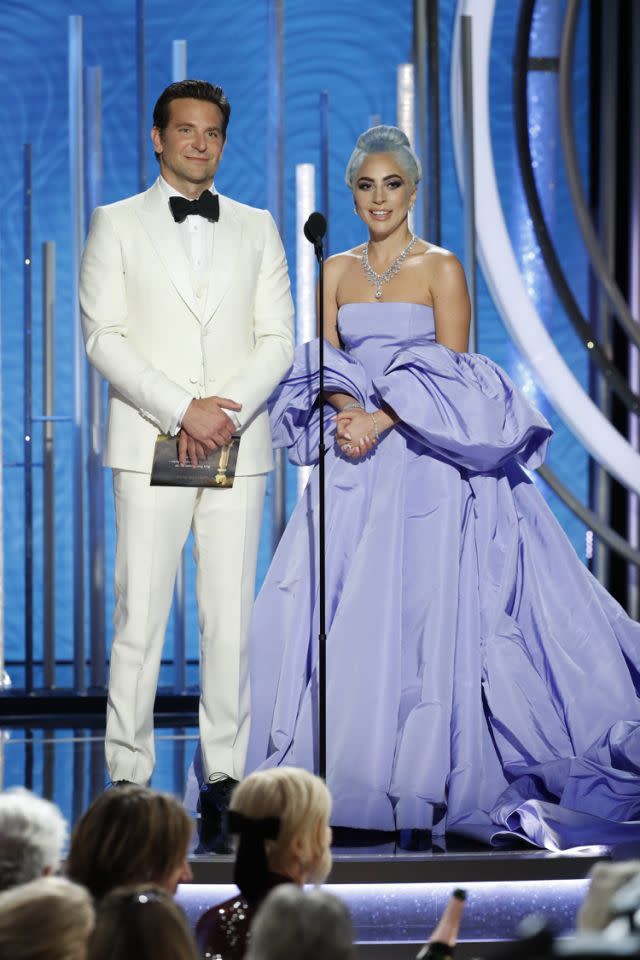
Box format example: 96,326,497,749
314,234,327,781
304,211,328,781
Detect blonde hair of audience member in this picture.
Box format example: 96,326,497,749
577,861,640,932
230,767,332,886
247,885,354,960
0,787,68,892
0,876,94,960
66,784,193,900
90,884,198,960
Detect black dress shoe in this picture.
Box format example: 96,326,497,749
195,777,239,855
108,779,135,789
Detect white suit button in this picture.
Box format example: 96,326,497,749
189,376,198,384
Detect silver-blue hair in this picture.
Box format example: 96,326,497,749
345,125,422,188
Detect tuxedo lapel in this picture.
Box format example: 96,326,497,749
136,180,199,320
203,194,242,326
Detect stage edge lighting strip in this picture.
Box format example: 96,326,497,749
450,0,640,497
176,879,588,942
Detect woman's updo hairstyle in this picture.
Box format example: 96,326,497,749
345,125,422,188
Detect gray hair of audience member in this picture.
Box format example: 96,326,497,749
577,860,640,931
0,787,68,891
0,876,94,960
246,884,355,960
344,125,422,189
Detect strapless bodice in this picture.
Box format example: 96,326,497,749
338,301,435,379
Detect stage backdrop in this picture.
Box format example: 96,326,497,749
0,0,589,688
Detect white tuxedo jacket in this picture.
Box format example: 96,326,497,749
80,179,295,475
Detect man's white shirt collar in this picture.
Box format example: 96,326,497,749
158,175,217,200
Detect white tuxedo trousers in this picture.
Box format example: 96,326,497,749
106,469,267,785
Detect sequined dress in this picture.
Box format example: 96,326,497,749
195,874,290,960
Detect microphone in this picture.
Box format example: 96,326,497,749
303,212,327,259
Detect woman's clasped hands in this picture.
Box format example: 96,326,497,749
334,405,380,458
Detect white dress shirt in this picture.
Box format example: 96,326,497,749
158,176,238,434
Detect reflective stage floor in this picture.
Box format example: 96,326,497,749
0,718,621,958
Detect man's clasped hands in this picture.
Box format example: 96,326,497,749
177,396,397,466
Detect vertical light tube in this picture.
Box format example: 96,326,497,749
23,144,34,693
267,0,287,550
0,233,6,692
136,0,147,192
42,241,56,689
85,66,106,689
172,40,187,84
69,15,86,692
413,0,427,239
319,92,330,254
172,39,187,692
628,2,640,619
427,0,441,242
460,15,477,352
296,163,317,496
397,63,416,233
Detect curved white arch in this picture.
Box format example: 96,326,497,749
450,0,640,496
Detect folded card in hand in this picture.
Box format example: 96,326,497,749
150,434,241,488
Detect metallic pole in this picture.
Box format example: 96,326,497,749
69,15,86,692
267,0,287,551
592,4,618,585
136,0,147,192
85,65,106,688
295,163,316,497
461,15,477,351
23,144,34,693
42,242,56,688
172,39,188,692
629,2,640,620
319,91,330,254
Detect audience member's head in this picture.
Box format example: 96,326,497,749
90,884,198,960
66,784,193,900
247,884,354,960
578,860,640,931
228,767,332,904
0,787,68,892
0,876,94,960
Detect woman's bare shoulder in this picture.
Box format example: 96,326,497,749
419,242,463,269
414,242,466,287
325,247,365,274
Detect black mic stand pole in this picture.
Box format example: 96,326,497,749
303,211,328,781
315,234,327,781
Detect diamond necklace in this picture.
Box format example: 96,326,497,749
362,234,418,300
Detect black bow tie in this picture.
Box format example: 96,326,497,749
169,190,219,223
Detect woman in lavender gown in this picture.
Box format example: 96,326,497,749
245,126,640,850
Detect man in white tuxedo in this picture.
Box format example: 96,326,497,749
80,80,294,836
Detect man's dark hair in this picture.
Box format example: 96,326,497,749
152,80,231,139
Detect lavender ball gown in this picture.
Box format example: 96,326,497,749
245,301,640,850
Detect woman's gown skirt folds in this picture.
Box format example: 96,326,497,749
246,302,640,850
